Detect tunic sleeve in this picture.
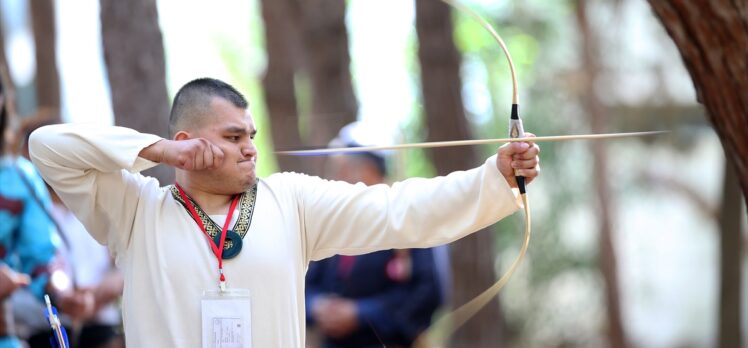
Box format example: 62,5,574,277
28,124,163,256
296,155,523,261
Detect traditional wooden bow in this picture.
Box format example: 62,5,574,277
276,0,666,346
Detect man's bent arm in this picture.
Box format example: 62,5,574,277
29,124,163,251
138,139,167,163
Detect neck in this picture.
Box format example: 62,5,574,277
176,175,235,215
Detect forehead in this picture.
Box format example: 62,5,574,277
206,97,254,130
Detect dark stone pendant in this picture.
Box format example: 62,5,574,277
214,230,243,259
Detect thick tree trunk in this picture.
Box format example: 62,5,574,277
646,2,746,347
298,0,358,174
260,0,306,173
415,1,505,346
647,1,748,208
576,2,627,348
717,155,742,348
100,0,173,184
30,0,60,115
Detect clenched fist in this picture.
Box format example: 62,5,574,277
496,133,540,188
140,139,225,171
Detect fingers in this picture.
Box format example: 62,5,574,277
515,165,540,180
508,132,539,162
515,132,538,157
499,143,539,163
59,289,96,321
512,142,540,181
496,133,541,189
194,141,205,170
194,141,224,170
5,267,29,287
210,143,225,168
13,273,30,287
199,142,225,170
171,139,225,171
511,158,538,170
206,144,215,168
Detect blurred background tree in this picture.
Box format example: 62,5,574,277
259,0,305,173
100,0,173,184
647,2,747,347
415,0,506,345
29,0,59,118
576,1,626,346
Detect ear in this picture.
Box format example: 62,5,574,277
173,130,192,141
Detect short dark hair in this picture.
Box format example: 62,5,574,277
169,78,248,136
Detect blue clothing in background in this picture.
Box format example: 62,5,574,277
0,336,21,348
306,248,442,348
0,156,58,300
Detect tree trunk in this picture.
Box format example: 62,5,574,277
717,155,742,348
260,0,306,173
298,0,358,174
647,1,748,209
0,18,16,156
0,20,7,80
646,2,746,346
30,0,60,116
100,0,173,184
576,2,628,348
0,17,16,120
415,1,505,346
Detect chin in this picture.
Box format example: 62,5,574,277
240,174,257,191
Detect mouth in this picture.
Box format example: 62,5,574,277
237,159,256,168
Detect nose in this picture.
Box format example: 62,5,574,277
242,139,257,159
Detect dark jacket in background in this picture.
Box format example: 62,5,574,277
306,248,442,348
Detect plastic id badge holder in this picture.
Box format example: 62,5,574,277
201,288,252,348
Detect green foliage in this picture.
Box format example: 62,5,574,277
397,107,437,179
293,73,313,144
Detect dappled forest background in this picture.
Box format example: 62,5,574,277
1,0,746,347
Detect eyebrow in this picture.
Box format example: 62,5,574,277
223,126,257,136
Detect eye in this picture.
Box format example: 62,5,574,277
226,136,240,142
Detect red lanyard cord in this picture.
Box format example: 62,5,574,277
175,183,240,284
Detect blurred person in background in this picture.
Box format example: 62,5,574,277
11,117,125,348
0,74,94,347
305,122,445,348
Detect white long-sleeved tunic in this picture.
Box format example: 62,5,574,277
29,124,521,347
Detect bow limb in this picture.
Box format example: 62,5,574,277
438,0,519,104
414,196,530,347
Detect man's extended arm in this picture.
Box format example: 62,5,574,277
295,157,520,261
